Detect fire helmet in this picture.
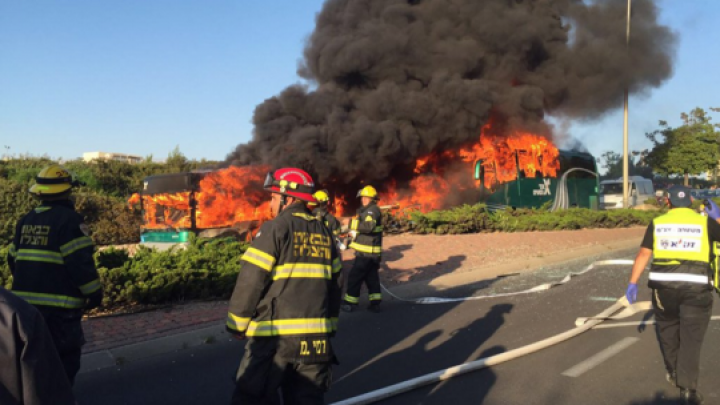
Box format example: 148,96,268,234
313,190,330,204
29,165,77,196
357,185,378,199
263,168,316,203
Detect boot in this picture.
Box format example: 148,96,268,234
368,302,381,313
341,304,355,313
681,388,704,405
665,370,677,387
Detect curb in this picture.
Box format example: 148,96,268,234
79,239,641,373
80,324,227,374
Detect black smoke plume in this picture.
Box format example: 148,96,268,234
226,0,675,196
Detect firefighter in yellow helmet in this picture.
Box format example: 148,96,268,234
7,165,102,386
309,189,342,239
342,185,383,313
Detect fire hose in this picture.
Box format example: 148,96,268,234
331,259,649,405
380,259,634,304
550,168,600,212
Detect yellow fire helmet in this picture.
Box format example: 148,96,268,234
29,165,75,196
313,189,330,204
357,185,378,199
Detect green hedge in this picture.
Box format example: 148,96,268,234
0,236,246,310
385,204,661,235
96,235,245,308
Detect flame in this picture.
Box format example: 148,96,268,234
129,166,271,231
379,124,560,213
459,129,559,188
128,124,560,230
195,166,272,228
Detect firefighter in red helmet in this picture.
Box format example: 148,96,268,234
227,168,343,405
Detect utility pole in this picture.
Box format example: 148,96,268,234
622,0,632,208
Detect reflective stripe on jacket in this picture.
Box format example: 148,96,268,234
349,201,383,258
7,200,102,309
649,208,712,290
226,203,342,338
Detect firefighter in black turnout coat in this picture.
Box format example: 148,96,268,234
7,165,103,386
0,286,76,405
227,168,343,405
342,185,383,313
310,189,341,238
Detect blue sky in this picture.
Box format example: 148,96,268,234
1,0,718,163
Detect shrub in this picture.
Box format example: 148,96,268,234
97,235,246,308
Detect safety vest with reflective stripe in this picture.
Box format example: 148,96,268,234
649,208,712,290
349,201,383,258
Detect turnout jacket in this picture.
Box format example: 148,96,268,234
0,287,76,405
349,201,383,258
641,208,720,291
7,200,102,309
227,203,343,338
312,206,341,237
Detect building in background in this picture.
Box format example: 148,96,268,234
83,151,142,164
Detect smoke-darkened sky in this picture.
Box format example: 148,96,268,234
227,0,676,185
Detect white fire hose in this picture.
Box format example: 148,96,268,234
380,259,634,304
331,260,647,405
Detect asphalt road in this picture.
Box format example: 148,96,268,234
75,257,720,405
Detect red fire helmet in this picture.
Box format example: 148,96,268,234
263,168,317,203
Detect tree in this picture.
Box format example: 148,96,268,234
166,146,190,173
599,150,653,180
645,108,720,186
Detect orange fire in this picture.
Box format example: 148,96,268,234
195,166,271,228
378,125,560,213
128,126,560,231
129,166,271,231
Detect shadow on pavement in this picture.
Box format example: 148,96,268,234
626,391,681,404
330,303,513,403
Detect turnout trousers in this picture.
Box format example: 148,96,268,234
652,288,713,390
36,307,85,386
232,337,332,405
344,256,382,305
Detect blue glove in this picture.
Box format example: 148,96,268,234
626,283,638,304
704,199,720,221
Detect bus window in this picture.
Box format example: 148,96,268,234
475,159,498,193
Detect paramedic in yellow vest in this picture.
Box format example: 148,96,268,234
626,186,720,405
342,185,383,313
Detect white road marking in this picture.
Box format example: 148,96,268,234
561,337,640,378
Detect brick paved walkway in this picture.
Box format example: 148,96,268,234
82,227,645,354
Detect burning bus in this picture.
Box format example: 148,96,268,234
384,129,600,213
128,167,271,247
129,131,598,246
473,148,599,211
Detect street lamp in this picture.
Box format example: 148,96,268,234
622,0,632,208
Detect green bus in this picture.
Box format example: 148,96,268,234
474,149,599,210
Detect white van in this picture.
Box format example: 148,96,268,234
599,176,655,209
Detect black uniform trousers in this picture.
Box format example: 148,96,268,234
345,256,381,304
37,307,85,386
232,338,332,405
652,288,713,390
